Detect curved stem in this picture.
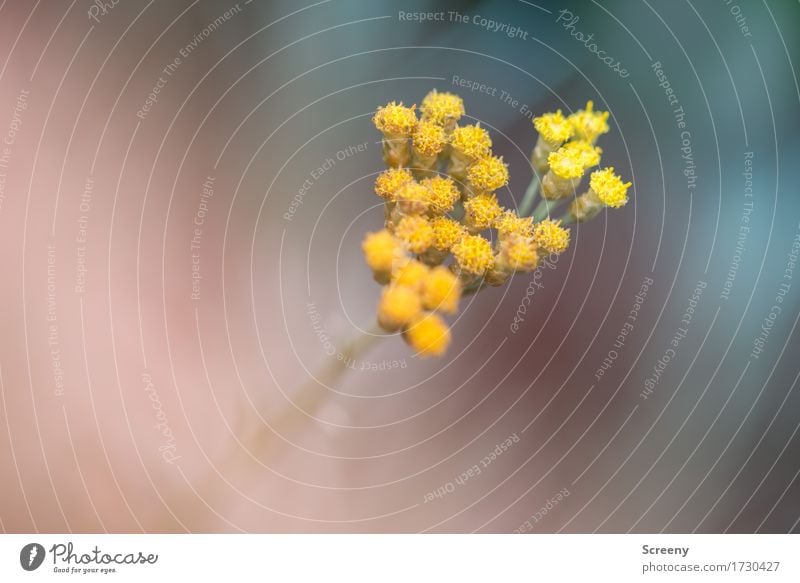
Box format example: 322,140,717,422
518,173,541,217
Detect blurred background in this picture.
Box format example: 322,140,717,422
0,0,798,533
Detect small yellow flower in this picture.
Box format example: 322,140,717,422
420,90,464,127
412,121,447,158
394,215,434,253
450,124,492,160
362,230,404,274
377,285,422,331
452,234,494,275
497,233,539,272
533,110,574,147
374,167,414,201
560,140,602,169
534,219,571,254
568,101,610,143
403,312,451,357
421,266,461,314
467,155,509,192
373,101,417,136
590,167,631,208
464,192,502,231
494,209,534,238
429,216,466,251
421,176,460,214
547,145,586,180
392,258,430,290
394,181,433,214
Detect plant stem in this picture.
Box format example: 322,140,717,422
518,173,541,217
532,198,554,221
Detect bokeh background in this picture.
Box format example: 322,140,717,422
0,0,798,533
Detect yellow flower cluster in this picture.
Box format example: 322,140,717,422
363,90,628,357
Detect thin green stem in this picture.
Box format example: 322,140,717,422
518,173,541,217
557,213,576,225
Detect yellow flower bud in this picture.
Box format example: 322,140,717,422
464,192,502,231
374,167,414,201
420,176,460,214
568,101,610,143
377,285,422,331
497,233,539,272
394,215,434,254
373,101,417,137
412,121,447,158
420,90,464,127
533,219,570,254
560,140,602,169
394,181,433,214
467,155,509,192
362,230,404,275
421,266,461,314
452,234,494,275
429,216,466,251
494,210,534,238
590,167,631,208
547,145,586,180
392,258,430,290
533,110,573,147
403,312,451,357
450,124,492,160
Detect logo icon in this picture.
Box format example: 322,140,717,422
20,543,45,571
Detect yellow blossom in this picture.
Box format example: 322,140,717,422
374,167,414,201
533,110,573,147
494,210,534,238
464,192,502,231
429,216,465,251
394,181,433,214
590,167,631,208
421,176,460,214
377,285,422,331
452,234,494,275
420,90,464,126
534,219,570,254
362,230,405,274
373,101,417,136
568,101,610,143
412,121,447,157
450,124,492,160
392,258,430,290
497,234,539,272
547,145,587,180
394,215,434,253
561,140,602,169
467,155,509,192
403,312,451,357
421,266,461,314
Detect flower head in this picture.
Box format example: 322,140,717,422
450,124,492,160
403,312,451,357
362,230,405,274
533,110,573,147
374,167,414,201
568,101,610,143
377,285,422,331
590,167,631,208
464,193,502,231
412,121,447,158
494,210,534,238
420,176,460,214
421,266,461,314
420,90,464,127
467,155,509,192
561,140,602,169
534,219,571,254
547,145,587,180
394,181,433,214
373,101,417,136
394,215,434,253
452,234,494,275
391,258,430,290
429,216,465,251
497,233,539,272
